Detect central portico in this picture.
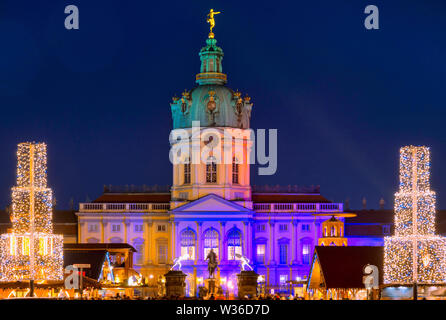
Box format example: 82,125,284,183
170,194,254,296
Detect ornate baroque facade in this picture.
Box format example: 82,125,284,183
76,29,347,296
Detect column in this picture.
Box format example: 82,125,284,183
78,221,84,243
174,222,180,259
169,221,175,264
248,221,254,260
196,222,203,262
102,221,108,243
146,221,153,264
243,221,249,256
269,221,276,265
292,219,299,265
144,219,151,264
100,218,105,243
219,222,226,262
124,219,131,244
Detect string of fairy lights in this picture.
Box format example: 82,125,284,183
384,146,446,284
0,142,63,282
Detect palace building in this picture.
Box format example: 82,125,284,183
76,23,348,297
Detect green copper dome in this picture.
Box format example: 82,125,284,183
171,36,252,129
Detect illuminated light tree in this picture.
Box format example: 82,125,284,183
0,142,63,281
384,146,446,284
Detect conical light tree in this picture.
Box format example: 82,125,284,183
384,146,446,284
0,142,63,281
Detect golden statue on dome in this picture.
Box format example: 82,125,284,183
206,9,221,38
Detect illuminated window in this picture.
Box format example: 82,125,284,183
302,243,311,264
184,157,191,184
204,228,219,259
279,244,288,264
206,157,217,183
180,228,196,260
232,157,239,184
279,274,288,284
227,228,242,260
330,226,336,236
256,244,266,263
157,224,167,232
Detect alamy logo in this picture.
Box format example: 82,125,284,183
169,121,277,175
363,264,379,289
64,265,79,289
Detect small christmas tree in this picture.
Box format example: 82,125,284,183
384,146,446,284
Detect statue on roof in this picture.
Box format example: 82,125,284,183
207,9,221,37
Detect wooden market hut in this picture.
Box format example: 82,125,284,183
307,246,383,300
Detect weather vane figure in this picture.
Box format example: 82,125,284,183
207,9,221,38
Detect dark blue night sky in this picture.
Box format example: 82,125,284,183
0,0,445,210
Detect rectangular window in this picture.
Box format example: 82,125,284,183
111,224,121,232
301,224,310,232
184,162,191,184
279,224,288,232
256,244,266,263
383,224,391,235
228,246,242,260
134,224,143,232
279,244,288,264
181,246,195,260
232,160,239,184
279,274,288,285
157,224,167,232
88,224,98,232
135,243,144,265
206,161,217,183
256,224,266,232
302,243,311,264
158,244,167,264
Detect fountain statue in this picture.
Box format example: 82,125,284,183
235,253,253,271
170,253,190,271
235,253,259,299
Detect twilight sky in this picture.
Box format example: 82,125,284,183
0,0,445,210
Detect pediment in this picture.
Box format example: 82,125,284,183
172,194,251,213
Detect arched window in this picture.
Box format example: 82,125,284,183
204,228,219,259
330,226,336,237
227,228,242,260
206,156,217,183
87,237,100,243
232,157,239,184
109,237,123,243
183,157,191,185
180,228,196,260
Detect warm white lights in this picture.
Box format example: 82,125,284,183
384,146,446,284
0,142,63,281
